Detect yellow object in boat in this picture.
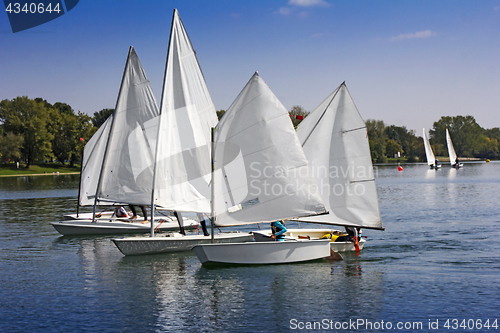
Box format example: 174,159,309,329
320,233,340,242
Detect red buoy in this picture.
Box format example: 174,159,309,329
398,166,403,171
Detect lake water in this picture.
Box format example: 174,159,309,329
1,162,499,332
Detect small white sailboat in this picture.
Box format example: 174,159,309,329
251,82,381,252
423,128,440,169
192,72,330,265
111,9,252,255
63,115,113,220
194,239,331,265
446,128,463,168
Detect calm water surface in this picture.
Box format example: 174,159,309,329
1,162,499,332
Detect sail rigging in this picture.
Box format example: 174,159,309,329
79,115,113,207
152,9,218,213
212,72,326,227
294,83,382,230
94,46,160,206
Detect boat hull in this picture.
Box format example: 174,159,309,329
111,232,254,255
50,218,199,236
63,212,115,220
252,228,366,252
192,239,331,265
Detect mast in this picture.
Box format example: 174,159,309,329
211,127,215,243
150,9,178,237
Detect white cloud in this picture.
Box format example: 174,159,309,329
288,0,330,7
276,7,293,15
389,30,436,41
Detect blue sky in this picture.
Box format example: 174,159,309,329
1,0,499,134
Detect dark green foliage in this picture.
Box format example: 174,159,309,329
0,97,102,168
216,110,226,120
0,97,53,166
92,108,114,128
430,115,483,157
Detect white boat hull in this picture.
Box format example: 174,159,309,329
193,239,331,265
63,212,115,220
252,228,366,252
111,232,254,255
50,218,199,236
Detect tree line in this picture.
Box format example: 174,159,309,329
366,115,500,163
0,96,114,167
1,97,498,168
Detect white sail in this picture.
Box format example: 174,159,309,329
153,9,218,213
423,128,436,166
79,115,113,206
96,46,160,206
294,83,382,229
213,72,326,226
446,128,458,165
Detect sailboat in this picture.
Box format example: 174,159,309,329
251,82,383,252
446,128,463,168
423,128,440,169
110,9,253,255
51,47,198,236
192,72,331,265
62,115,113,221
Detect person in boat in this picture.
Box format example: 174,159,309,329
115,206,129,218
336,226,361,242
129,205,148,222
434,158,439,168
270,220,287,241
455,157,460,167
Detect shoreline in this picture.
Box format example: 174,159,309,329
0,172,80,178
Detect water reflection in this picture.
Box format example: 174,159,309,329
2,164,500,332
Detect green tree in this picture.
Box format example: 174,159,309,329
385,139,402,157
216,110,226,121
385,125,417,161
93,108,114,128
0,97,54,167
74,112,95,165
0,131,24,163
430,115,484,157
366,119,387,163
49,109,79,165
477,137,499,159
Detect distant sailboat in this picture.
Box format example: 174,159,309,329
446,128,463,168
423,128,440,169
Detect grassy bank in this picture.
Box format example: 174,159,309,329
0,163,81,177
